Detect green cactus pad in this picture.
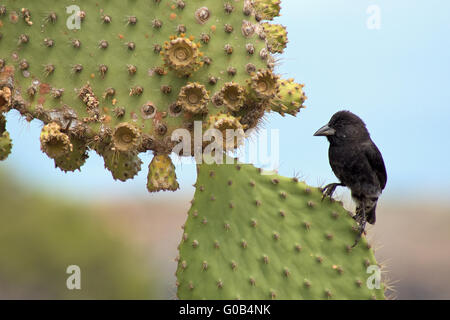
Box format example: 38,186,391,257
0,0,301,191
176,160,385,300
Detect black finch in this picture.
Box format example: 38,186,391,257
314,111,387,246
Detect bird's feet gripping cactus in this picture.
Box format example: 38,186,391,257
0,0,306,192
321,183,345,200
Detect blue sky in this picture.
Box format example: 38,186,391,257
3,0,450,200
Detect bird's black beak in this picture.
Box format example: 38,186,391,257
314,124,336,137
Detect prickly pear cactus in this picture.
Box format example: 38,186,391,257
0,0,305,192
176,159,385,300
1,0,386,300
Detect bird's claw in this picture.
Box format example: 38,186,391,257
321,183,342,201
352,211,367,248
352,225,367,247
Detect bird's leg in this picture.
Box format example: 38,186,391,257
321,183,344,201
352,207,360,221
352,203,367,248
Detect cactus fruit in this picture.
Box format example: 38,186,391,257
0,0,306,192
40,122,73,159
103,149,143,183
262,23,288,54
254,0,282,21
0,85,12,113
53,137,88,173
270,78,307,117
205,113,245,150
176,159,385,300
0,114,12,160
147,154,179,192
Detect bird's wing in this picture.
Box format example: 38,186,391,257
363,141,387,190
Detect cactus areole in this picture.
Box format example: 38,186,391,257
0,0,306,192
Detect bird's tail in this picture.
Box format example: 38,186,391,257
367,202,377,225
355,199,377,225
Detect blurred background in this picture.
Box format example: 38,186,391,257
1,0,449,299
